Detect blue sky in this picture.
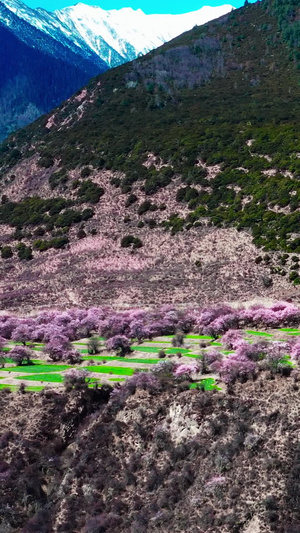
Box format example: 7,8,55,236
25,0,255,14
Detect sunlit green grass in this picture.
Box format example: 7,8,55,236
14,373,101,383
82,355,160,364
190,378,221,391
131,346,191,354
15,373,64,382
186,335,214,340
83,366,137,376
279,328,300,332
0,384,18,391
1,363,72,373
24,385,45,391
130,346,164,353
0,383,53,391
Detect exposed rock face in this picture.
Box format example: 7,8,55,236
1,376,300,532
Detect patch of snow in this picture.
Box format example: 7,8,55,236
55,3,234,64
1,0,234,67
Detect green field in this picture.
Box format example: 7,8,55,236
15,374,101,384
132,346,191,354
82,355,160,364
0,383,50,391
82,366,136,376
1,363,72,373
190,378,221,391
2,327,296,392
15,373,65,382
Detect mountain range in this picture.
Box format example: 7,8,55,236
0,0,234,141
1,0,300,312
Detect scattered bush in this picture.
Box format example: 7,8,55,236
1,246,12,259
76,180,105,204
121,235,143,249
63,369,89,391
172,332,185,347
138,200,152,215
38,155,54,168
125,194,138,207
16,243,33,261
81,167,92,178
88,337,100,355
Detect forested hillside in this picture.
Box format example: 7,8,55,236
1,0,300,310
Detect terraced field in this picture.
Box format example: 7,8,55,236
0,328,297,392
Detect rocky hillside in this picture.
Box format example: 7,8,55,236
1,373,300,532
1,0,300,311
0,0,233,141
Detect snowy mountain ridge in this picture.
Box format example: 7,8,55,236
1,0,235,67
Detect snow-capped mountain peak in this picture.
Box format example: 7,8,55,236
1,0,235,67
54,3,235,64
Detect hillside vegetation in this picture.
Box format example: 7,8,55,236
1,0,300,309
3,301,300,531
3,376,300,533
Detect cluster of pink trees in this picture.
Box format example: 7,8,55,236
200,333,295,384
1,301,300,345
196,301,300,337
63,369,89,390
174,363,199,379
105,335,132,357
0,301,300,365
9,346,32,366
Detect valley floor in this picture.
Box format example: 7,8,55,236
0,326,296,392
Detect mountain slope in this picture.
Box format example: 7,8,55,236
2,374,300,532
54,3,235,66
1,0,300,311
0,0,107,67
0,0,234,141
1,0,235,68
0,0,107,142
